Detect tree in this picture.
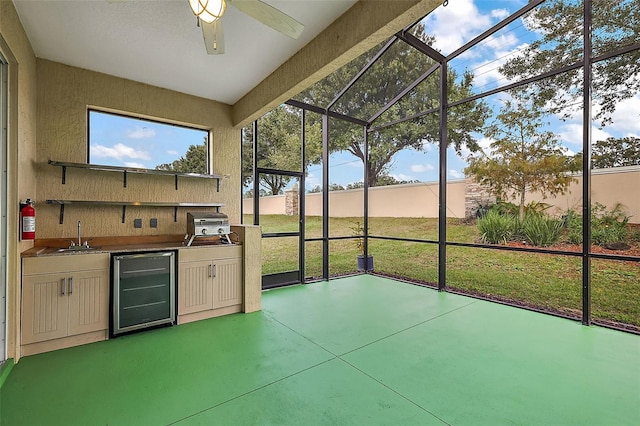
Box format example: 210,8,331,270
591,137,640,168
465,98,580,221
156,141,207,173
297,24,489,187
346,175,419,189
242,105,322,195
499,0,639,126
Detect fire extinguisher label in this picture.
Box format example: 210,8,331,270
23,216,35,232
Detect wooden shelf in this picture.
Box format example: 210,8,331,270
46,200,224,224
48,160,226,190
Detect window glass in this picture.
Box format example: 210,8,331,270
88,110,209,173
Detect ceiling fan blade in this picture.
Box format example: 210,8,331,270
228,0,304,39
202,20,225,55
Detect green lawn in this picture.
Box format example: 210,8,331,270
252,215,640,329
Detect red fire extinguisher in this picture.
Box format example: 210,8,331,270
21,199,36,240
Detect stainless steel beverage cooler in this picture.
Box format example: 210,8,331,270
112,251,176,336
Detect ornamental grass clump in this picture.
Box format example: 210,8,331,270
523,214,563,247
477,210,517,244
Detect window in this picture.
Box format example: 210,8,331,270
88,110,210,174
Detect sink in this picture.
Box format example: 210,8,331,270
56,246,98,253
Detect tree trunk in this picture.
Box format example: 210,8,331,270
519,187,526,221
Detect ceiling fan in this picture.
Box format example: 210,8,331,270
188,0,305,55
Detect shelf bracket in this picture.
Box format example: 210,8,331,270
173,206,178,222
58,204,65,224
61,166,67,185
175,174,179,190
123,170,128,188
122,205,126,223
216,178,220,192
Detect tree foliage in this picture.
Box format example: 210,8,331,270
156,141,207,174
296,25,489,187
499,0,639,126
242,106,322,195
346,175,420,189
465,97,580,220
591,137,640,168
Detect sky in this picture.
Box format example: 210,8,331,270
89,110,208,170
305,0,640,191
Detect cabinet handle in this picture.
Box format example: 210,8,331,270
69,277,74,295
208,264,212,277
212,264,217,278
61,277,67,296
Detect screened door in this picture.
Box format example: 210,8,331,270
257,173,303,289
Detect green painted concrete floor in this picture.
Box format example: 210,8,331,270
1,275,639,425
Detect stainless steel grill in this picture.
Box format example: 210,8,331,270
186,212,231,246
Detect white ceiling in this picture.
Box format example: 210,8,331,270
12,0,357,105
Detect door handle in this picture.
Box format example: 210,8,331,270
69,276,74,295
208,264,212,278
212,264,216,278
61,277,67,296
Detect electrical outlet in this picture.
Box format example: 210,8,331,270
134,218,143,228
150,218,158,228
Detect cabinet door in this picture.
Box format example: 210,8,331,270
213,258,243,309
178,260,214,315
22,274,69,344
67,269,110,336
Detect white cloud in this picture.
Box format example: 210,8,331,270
471,42,529,90
305,172,321,189
124,162,147,169
420,141,435,152
491,8,510,20
478,136,494,152
127,126,156,139
391,173,415,182
167,150,179,156
410,164,435,173
460,136,494,159
605,95,640,137
558,123,611,146
423,0,493,54
484,33,520,51
448,169,464,179
91,143,151,160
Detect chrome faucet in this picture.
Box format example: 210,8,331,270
69,220,90,249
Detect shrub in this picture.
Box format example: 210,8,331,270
563,203,630,246
477,210,517,244
523,214,563,246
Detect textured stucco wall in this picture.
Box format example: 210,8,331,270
35,59,241,239
0,0,38,362
244,169,640,223
244,180,467,218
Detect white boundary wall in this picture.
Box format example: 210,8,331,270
244,166,640,223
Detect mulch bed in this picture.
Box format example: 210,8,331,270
502,241,640,259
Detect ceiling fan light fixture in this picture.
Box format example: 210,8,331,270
188,0,226,24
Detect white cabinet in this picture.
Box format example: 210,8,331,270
21,254,110,355
178,246,242,323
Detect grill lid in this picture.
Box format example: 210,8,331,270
188,212,228,223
